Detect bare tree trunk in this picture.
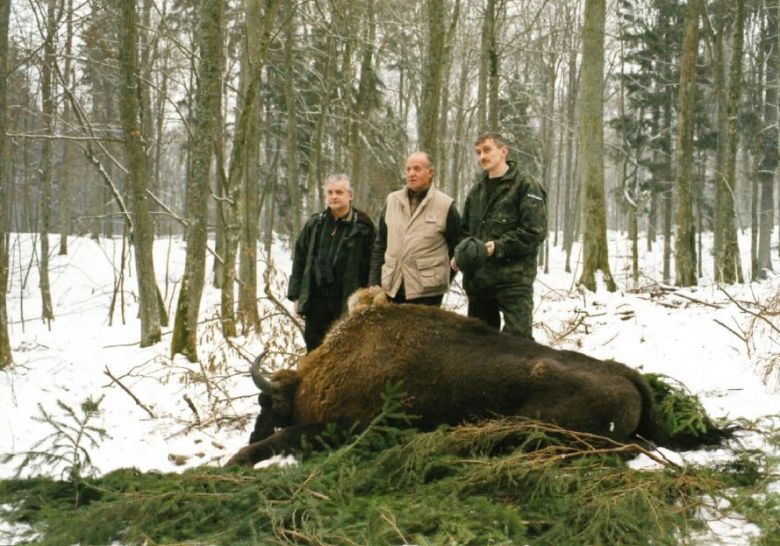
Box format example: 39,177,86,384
487,0,500,132
305,30,337,214
553,82,566,248
478,0,496,132
562,29,579,272
716,0,745,284
647,190,657,251
541,39,557,219
449,50,472,204
708,0,727,276
437,49,452,192
673,0,701,287
541,36,556,275
224,0,280,335
349,0,376,200
0,0,13,368
39,0,58,325
435,0,460,192
418,0,447,158
171,0,224,361
117,0,163,347
238,0,281,332
577,0,615,292
283,6,302,239
662,101,673,284
757,0,778,277
662,183,672,284
58,0,74,256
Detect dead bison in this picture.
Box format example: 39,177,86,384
226,289,668,467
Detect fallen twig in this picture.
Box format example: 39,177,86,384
713,319,747,343
547,310,588,346
183,394,201,426
673,292,723,309
720,287,780,337
104,366,157,419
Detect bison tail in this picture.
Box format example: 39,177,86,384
628,371,672,448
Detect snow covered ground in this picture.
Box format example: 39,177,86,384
1,230,779,544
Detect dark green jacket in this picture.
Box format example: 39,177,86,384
287,208,375,315
460,160,547,293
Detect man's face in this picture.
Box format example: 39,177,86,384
326,180,353,217
405,153,434,193
475,139,508,174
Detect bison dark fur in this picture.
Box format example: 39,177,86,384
227,292,669,467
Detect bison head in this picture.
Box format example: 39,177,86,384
247,353,301,444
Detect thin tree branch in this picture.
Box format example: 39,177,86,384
103,366,157,419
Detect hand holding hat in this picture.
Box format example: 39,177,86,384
453,236,489,276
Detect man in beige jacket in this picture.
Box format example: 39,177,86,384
369,151,460,305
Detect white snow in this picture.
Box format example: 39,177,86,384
1,230,779,545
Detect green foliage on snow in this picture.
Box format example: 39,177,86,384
1,385,777,546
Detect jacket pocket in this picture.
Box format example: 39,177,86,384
416,256,448,289
487,213,518,239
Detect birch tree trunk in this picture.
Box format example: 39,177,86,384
577,0,616,292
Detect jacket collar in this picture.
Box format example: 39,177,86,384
480,160,517,184
478,161,517,214
403,184,437,221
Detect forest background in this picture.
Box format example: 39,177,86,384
0,0,778,365
1,1,780,543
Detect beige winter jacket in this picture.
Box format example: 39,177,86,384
381,186,453,299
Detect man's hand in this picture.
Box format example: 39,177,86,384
485,241,495,257
450,257,459,272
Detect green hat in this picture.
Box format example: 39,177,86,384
454,236,488,276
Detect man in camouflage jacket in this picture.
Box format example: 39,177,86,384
452,133,547,338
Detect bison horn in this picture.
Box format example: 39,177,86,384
250,351,277,394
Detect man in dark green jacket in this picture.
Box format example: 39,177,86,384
452,133,547,339
288,174,375,351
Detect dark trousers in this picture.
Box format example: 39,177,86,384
467,283,534,339
390,283,444,306
303,296,342,351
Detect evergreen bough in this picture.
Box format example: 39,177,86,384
644,373,727,447
1,384,773,545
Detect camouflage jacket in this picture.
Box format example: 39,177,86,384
460,160,547,293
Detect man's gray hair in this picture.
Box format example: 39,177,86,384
323,173,352,192
410,150,434,169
